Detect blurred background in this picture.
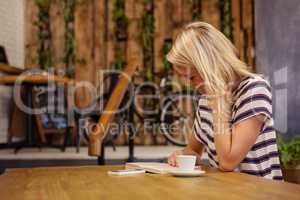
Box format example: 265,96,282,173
0,0,299,177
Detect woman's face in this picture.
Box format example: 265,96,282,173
173,65,205,92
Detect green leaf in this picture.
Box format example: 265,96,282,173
278,135,300,168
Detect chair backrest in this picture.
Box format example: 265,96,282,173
88,60,138,156
0,46,8,64
32,85,70,130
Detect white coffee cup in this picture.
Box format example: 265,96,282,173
176,155,196,171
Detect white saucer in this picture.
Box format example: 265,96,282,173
168,169,206,177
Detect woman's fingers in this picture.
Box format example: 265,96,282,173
168,150,183,166
170,156,176,166
169,158,175,166
167,154,174,166
168,154,175,166
172,157,177,166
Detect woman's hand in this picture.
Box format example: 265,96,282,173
168,131,204,167
167,149,184,167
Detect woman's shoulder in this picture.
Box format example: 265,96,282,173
235,74,272,98
232,74,274,124
246,74,271,85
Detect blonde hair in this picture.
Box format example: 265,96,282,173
167,22,256,126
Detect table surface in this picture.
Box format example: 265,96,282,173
0,165,299,200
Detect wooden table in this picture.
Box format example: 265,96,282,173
0,165,299,200
0,73,75,152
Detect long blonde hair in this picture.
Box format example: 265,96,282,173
167,22,256,125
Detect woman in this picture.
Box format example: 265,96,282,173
167,22,283,180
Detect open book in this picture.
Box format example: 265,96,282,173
125,162,179,174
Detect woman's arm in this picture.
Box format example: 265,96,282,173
212,100,264,171
184,133,204,156
168,133,204,166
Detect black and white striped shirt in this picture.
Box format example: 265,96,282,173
193,75,283,180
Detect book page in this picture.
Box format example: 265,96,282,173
125,162,179,174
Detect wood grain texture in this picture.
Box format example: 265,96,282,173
164,0,174,39
50,0,65,69
106,0,115,68
153,0,168,145
243,0,255,68
24,0,39,69
0,165,299,200
201,0,221,29
93,0,106,93
93,0,105,70
24,1,255,72
74,0,95,108
231,0,255,68
125,0,143,68
231,0,241,56
182,0,193,23
124,0,144,145
154,0,166,73
171,0,184,40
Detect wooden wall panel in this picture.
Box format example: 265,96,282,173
243,0,255,68
24,0,39,69
125,0,144,145
93,0,105,70
25,0,255,75
171,0,184,40
202,0,221,29
93,0,106,95
106,0,115,68
164,1,174,39
231,0,242,55
154,0,166,73
125,0,143,70
182,0,193,23
50,0,65,69
24,0,255,145
74,1,95,108
231,0,255,68
153,0,168,145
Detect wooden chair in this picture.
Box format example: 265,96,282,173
32,84,75,151
74,70,120,153
88,60,138,160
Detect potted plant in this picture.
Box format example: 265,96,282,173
278,135,300,183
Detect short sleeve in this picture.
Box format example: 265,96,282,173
232,78,273,125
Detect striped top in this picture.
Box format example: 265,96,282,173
193,75,283,180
